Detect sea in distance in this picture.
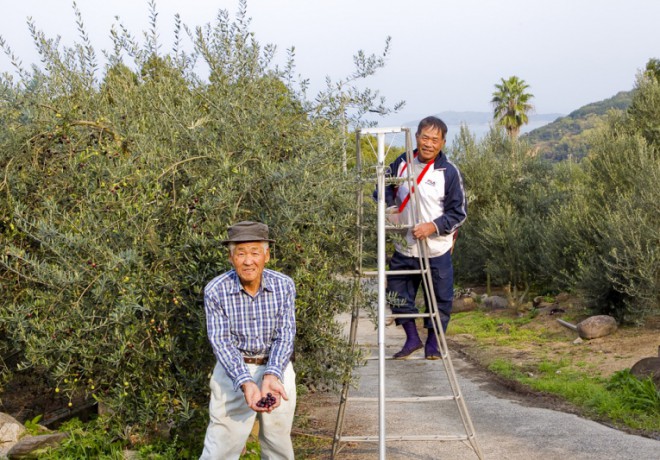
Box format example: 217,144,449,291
373,111,563,148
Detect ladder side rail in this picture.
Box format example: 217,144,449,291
419,243,484,458
414,205,483,458
355,130,365,283
404,134,469,428
419,237,484,458
332,131,365,459
403,131,484,459
432,306,483,455
398,130,489,456
375,131,388,460
348,129,365,353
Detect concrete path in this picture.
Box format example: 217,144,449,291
331,311,659,460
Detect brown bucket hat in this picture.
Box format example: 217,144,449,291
221,221,275,244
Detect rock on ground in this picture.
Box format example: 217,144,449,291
7,432,68,459
577,315,618,339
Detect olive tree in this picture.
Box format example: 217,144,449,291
451,126,554,301
0,0,398,439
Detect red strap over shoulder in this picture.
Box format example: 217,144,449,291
398,158,434,213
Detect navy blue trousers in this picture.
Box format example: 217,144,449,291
386,250,453,332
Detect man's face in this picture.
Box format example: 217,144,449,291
415,126,446,163
230,242,270,286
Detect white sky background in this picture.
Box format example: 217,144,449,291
1,0,659,127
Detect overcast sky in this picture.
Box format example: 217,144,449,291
1,0,659,127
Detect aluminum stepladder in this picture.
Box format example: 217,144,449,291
331,127,484,459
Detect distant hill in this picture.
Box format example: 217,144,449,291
396,112,563,146
393,92,634,157
433,111,562,125
523,90,634,161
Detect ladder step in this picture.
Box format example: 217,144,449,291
361,127,405,135
362,269,427,276
348,395,458,403
385,176,413,184
386,313,433,319
364,354,447,361
360,176,412,185
339,434,469,443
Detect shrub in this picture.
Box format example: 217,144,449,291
574,77,660,321
451,126,555,297
452,72,659,321
0,0,397,436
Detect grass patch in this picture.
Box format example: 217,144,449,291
38,418,125,459
38,415,329,459
449,310,545,347
292,431,333,459
457,308,660,434
489,358,660,432
488,359,525,380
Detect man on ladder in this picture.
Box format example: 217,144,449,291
332,120,482,459
382,116,467,359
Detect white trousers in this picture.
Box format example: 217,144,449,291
200,361,297,460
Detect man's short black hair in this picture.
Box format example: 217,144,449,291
416,116,448,140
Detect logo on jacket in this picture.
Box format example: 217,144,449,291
425,179,436,187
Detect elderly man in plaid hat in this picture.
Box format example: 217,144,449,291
200,221,297,459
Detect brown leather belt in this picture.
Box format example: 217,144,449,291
243,356,268,365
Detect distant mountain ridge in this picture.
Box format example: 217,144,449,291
433,111,563,125
394,91,634,160
402,111,563,128
522,90,634,161
396,111,563,145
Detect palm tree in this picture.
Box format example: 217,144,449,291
644,57,660,81
491,76,534,138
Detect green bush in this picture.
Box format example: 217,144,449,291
573,77,660,321
451,126,556,298
452,70,659,321
0,0,397,438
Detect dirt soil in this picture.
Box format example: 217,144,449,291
446,293,660,437
450,293,660,382
0,370,94,427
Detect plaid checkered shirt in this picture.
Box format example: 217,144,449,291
204,268,296,391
